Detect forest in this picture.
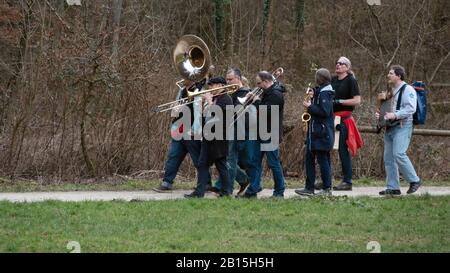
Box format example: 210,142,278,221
0,0,449,182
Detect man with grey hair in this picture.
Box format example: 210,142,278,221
211,68,257,196
316,56,362,191
376,65,422,195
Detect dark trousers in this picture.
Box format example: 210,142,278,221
305,149,332,191
195,140,230,196
338,122,352,184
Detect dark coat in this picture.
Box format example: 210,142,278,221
205,93,233,165
255,83,285,143
306,84,335,151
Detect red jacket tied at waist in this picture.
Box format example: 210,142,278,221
335,111,363,156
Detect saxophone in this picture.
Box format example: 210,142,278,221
301,84,313,132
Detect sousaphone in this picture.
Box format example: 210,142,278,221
173,35,211,83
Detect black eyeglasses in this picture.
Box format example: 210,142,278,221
336,62,347,66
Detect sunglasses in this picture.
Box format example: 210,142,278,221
336,62,347,66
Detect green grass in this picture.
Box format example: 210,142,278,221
0,177,449,192
0,196,449,252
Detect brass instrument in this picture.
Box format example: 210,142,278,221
152,84,240,113
301,84,313,132
152,35,239,113
187,84,239,99
231,67,284,125
173,35,211,83
237,67,284,106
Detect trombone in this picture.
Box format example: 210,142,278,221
231,67,284,125
151,84,240,113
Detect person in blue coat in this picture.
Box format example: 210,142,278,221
295,68,335,196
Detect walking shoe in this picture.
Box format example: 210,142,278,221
270,194,284,199
236,193,257,199
333,182,352,191
218,193,231,198
407,182,421,194
237,181,250,196
379,189,401,196
295,188,315,197
184,191,203,198
205,184,215,192
315,188,332,196
314,182,323,190
153,184,173,193
209,186,220,194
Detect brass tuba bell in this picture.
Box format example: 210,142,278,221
173,35,211,83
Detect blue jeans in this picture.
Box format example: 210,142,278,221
162,139,210,185
215,140,257,193
338,121,352,184
305,149,332,190
246,141,285,196
384,122,420,190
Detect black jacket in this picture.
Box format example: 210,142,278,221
255,83,285,144
204,93,233,165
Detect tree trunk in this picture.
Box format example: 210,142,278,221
261,0,275,69
111,0,123,69
294,0,305,74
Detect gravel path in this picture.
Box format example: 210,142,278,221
0,187,449,202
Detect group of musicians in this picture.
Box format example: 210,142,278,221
154,56,422,198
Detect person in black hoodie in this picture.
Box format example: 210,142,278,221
295,68,335,196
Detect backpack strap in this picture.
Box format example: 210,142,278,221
395,84,408,111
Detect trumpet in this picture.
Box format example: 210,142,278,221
151,84,240,113
301,83,313,132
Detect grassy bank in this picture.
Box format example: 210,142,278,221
0,195,449,252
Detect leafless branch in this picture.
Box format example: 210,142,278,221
44,0,73,33
428,50,450,84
